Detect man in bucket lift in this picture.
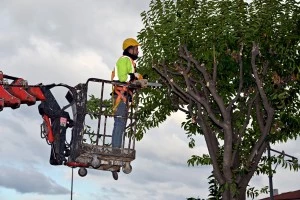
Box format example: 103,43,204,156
111,38,142,180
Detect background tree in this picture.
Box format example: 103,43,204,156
136,0,300,199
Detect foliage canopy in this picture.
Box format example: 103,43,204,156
136,0,300,199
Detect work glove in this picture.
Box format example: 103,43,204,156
135,73,143,80
129,73,143,81
133,79,148,88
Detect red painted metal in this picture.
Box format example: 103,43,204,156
7,78,36,106
0,98,4,111
0,71,46,111
65,161,89,168
42,114,54,143
27,86,46,101
0,71,21,109
0,86,20,108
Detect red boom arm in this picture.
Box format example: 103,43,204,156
0,71,46,111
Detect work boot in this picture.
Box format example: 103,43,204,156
112,171,118,180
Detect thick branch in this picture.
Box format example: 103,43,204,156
196,109,225,185
189,76,211,102
231,93,258,166
248,43,274,163
255,97,265,133
240,93,258,137
251,43,273,113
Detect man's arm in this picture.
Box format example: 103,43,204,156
116,57,133,82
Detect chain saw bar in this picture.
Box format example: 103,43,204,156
86,77,142,89
132,79,162,88
86,77,162,89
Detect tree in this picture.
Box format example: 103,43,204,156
136,0,300,199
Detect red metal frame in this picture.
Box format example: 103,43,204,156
0,71,46,110
42,115,55,143
0,86,21,108
0,71,20,108
64,161,89,168
27,86,46,101
0,98,4,111
7,78,36,106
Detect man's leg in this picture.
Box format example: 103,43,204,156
111,100,128,179
112,101,127,148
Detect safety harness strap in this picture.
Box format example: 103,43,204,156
112,85,133,113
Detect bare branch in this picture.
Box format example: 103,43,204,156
251,42,273,113
213,44,217,83
247,43,275,163
255,97,265,133
231,93,258,166
189,76,211,101
228,43,244,110
180,46,228,121
177,106,189,114
262,61,269,76
240,93,258,136
185,88,224,128
154,60,224,128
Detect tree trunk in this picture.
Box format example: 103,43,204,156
222,185,247,200
238,186,247,200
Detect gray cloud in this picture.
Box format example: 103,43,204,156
0,0,148,68
0,111,52,165
0,166,69,195
0,113,28,136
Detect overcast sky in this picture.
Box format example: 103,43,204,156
0,1,299,200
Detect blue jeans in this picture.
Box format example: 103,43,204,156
112,101,128,148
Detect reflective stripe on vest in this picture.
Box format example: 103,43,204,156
113,56,136,82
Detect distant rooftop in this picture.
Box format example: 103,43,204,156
260,190,300,200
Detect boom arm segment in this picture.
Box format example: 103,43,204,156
0,71,46,110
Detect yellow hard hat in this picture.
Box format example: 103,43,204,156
122,38,140,50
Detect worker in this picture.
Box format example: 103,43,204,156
111,38,141,151
110,38,141,180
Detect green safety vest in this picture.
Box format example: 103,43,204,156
112,56,136,82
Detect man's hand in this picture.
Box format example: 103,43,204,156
135,73,143,80
133,79,148,88
129,73,143,81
